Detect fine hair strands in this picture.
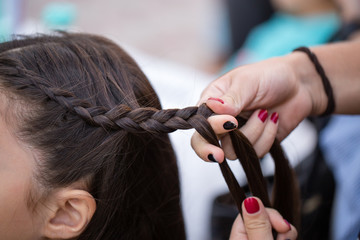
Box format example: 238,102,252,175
0,32,299,239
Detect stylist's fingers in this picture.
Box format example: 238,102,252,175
241,197,273,240
192,109,279,162
198,68,262,117
207,115,238,135
276,224,297,240
252,112,279,157
221,109,268,160
265,208,297,239
230,201,297,240
265,208,290,233
239,109,268,145
198,75,245,116
229,214,247,240
191,114,238,164
205,91,243,117
191,132,223,163
230,197,273,240
240,197,297,240
235,109,278,158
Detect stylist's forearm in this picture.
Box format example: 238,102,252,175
287,41,360,115
313,41,360,114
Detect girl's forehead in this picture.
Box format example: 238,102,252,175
0,92,34,148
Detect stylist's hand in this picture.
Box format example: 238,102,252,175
199,53,325,141
230,197,297,240
191,108,278,162
192,53,327,162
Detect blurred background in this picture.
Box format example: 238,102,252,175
0,0,231,73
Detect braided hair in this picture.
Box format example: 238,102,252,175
0,32,299,239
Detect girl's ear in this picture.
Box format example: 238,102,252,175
41,189,96,239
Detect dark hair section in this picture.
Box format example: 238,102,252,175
0,33,185,240
0,32,299,239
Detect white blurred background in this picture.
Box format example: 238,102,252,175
0,0,230,73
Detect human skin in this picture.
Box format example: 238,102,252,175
229,197,297,240
0,93,95,239
0,96,41,239
192,40,360,164
271,0,336,15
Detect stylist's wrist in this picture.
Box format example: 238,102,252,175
286,51,328,116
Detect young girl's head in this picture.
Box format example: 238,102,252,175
0,33,185,239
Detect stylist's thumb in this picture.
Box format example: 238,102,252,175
197,74,244,116
242,197,273,240
205,90,244,117
230,197,273,240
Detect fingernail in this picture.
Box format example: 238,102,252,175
223,121,237,130
258,109,268,122
270,112,279,124
207,154,217,163
208,97,224,104
284,219,291,231
244,197,260,214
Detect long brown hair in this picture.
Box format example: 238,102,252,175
0,32,299,239
0,33,185,239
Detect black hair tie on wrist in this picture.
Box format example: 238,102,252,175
293,47,335,116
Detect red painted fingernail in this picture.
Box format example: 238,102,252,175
244,197,260,214
284,219,291,230
270,112,279,124
258,109,268,122
208,97,224,104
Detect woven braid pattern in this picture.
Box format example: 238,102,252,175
1,64,213,134
3,63,249,213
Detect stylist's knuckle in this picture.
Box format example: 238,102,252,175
251,125,263,136
265,207,280,216
265,124,277,137
243,125,262,142
227,93,237,105
246,219,271,231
